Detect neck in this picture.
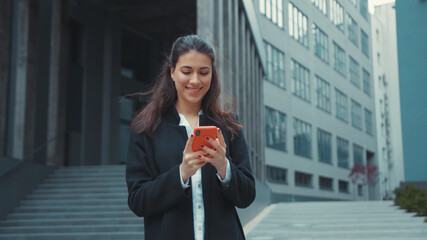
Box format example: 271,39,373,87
174,100,201,117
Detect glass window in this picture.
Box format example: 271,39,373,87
365,108,373,135
264,41,286,88
335,88,348,122
291,59,311,102
295,171,313,187
363,68,371,96
351,99,363,130
311,0,328,16
294,118,312,158
260,0,284,28
288,2,308,47
337,136,349,168
347,14,358,46
330,0,344,32
349,56,360,88
339,180,349,193
333,42,346,77
265,107,287,152
353,143,364,166
267,166,288,184
313,24,329,63
360,0,368,19
316,75,331,113
361,30,369,57
260,0,266,14
319,176,333,190
318,129,332,164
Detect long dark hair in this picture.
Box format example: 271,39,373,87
130,35,242,138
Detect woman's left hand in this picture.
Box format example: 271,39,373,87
199,128,228,179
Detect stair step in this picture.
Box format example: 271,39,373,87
20,199,127,207
14,205,129,213
37,182,127,189
0,217,142,227
48,172,125,178
0,231,143,240
56,165,125,169
0,224,143,234
44,177,124,183
7,211,135,220
32,187,127,194
54,166,125,173
26,193,127,200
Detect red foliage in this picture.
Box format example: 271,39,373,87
349,162,379,186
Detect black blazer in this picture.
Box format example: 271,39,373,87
126,106,256,240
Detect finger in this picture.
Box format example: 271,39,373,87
203,136,221,151
197,155,210,164
188,157,207,168
183,134,195,153
217,128,226,148
200,144,217,156
183,151,206,162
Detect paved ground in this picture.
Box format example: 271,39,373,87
244,201,427,240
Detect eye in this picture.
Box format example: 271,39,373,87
200,72,209,76
182,71,191,75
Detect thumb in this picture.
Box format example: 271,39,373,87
183,134,194,153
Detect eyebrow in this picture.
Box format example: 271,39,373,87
180,66,211,70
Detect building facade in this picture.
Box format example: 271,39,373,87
371,2,405,199
0,0,269,221
255,0,379,201
396,0,427,182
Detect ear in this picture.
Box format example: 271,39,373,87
170,67,175,80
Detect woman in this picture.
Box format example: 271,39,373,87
126,35,255,240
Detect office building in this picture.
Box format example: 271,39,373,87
256,0,379,201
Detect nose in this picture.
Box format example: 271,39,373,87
189,72,200,85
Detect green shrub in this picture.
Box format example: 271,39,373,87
394,184,427,218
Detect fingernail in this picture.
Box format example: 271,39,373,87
205,136,209,140
198,154,202,158
218,128,221,132
190,134,194,138
214,148,217,152
200,144,204,148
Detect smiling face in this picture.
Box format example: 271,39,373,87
171,50,212,111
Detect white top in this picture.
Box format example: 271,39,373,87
178,112,231,240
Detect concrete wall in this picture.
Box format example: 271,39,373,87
371,3,405,199
0,0,12,157
396,0,427,182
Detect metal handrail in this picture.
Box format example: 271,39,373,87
0,132,66,177
22,131,66,160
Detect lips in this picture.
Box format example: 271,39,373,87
186,87,202,94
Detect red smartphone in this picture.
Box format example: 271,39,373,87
192,126,218,152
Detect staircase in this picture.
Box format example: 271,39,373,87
0,165,144,240
246,201,427,239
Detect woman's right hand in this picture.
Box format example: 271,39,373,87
180,134,207,182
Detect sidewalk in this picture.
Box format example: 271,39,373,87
244,201,427,240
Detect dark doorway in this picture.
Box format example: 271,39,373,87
366,150,377,200
64,20,84,166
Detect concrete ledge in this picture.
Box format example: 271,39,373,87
0,158,56,220
271,192,348,203
400,181,427,189
238,179,271,226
